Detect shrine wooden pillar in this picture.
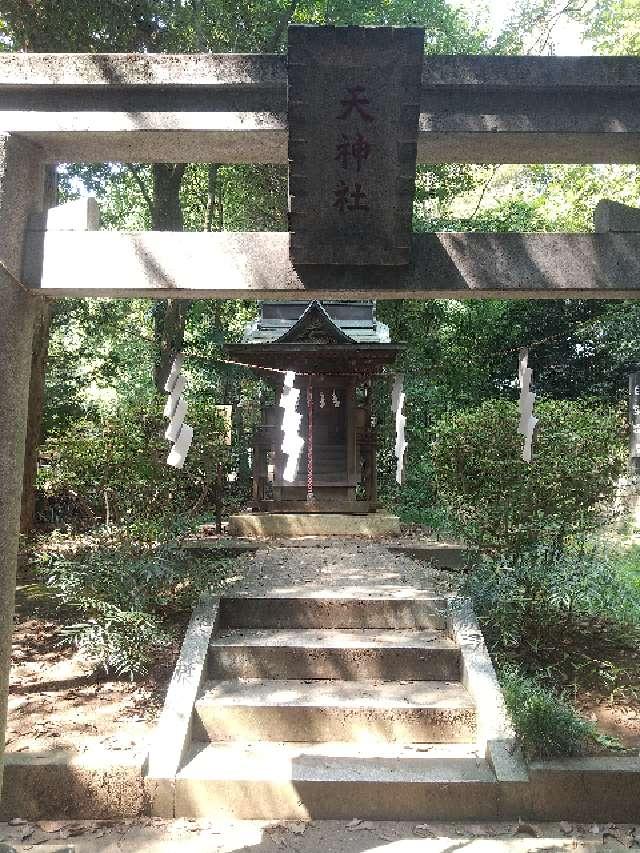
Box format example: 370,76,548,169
345,378,357,503
0,133,44,796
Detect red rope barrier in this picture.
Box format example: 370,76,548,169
307,382,314,500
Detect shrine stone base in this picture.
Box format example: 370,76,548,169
227,511,400,539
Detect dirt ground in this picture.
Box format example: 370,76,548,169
575,691,640,750
6,588,177,759
1,818,640,852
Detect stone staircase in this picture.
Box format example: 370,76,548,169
173,593,498,819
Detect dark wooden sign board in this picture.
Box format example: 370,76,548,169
287,25,424,266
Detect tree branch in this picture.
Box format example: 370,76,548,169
266,0,300,52
470,165,500,220
126,164,153,217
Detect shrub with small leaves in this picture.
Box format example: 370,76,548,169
464,545,640,693
432,398,625,552
30,515,235,677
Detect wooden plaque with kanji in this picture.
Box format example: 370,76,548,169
288,25,424,266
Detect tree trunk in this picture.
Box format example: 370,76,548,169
20,165,57,533
151,164,190,392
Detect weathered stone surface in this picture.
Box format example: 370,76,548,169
388,542,467,569
0,133,43,799
227,511,401,537
208,627,460,681
5,114,287,166
180,536,260,556
146,593,219,817
0,52,287,86
594,198,640,232
528,757,640,822
4,54,640,163
288,25,423,265
176,742,496,820
219,595,447,630
447,597,528,786
0,750,146,819
193,678,476,743
25,230,640,300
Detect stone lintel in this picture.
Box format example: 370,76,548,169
23,229,640,300
3,55,640,163
0,52,287,87
2,53,640,90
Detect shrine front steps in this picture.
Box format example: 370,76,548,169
218,594,447,630
208,628,460,681
227,511,401,538
171,591,498,820
175,742,495,820
192,678,476,743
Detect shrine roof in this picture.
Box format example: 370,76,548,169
226,301,400,376
241,300,390,345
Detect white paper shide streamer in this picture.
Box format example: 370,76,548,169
279,371,304,483
518,347,537,463
163,354,194,469
392,373,407,485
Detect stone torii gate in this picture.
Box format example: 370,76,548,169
2,27,640,792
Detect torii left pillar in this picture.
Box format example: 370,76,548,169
0,133,44,798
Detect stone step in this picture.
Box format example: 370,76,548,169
193,678,476,744
218,595,447,630
208,628,460,681
176,741,496,819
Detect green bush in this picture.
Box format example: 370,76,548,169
37,398,239,524
431,399,625,552
464,545,640,693
499,664,604,759
30,516,235,677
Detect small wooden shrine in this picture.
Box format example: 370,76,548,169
225,300,401,515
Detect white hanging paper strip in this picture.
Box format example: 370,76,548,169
319,391,325,409
391,374,408,485
163,373,187,418
164,395,187,442
332,389,340,408
518,347,528,388
163,354,184,393
517,347,537,463
279,371,304,483
162,353,194,468
167,423,194,469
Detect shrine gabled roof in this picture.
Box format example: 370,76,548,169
274,301,355,345
241,300,391,345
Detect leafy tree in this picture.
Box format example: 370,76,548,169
576,0,640,54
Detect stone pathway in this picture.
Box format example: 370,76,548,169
225,539,455,598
